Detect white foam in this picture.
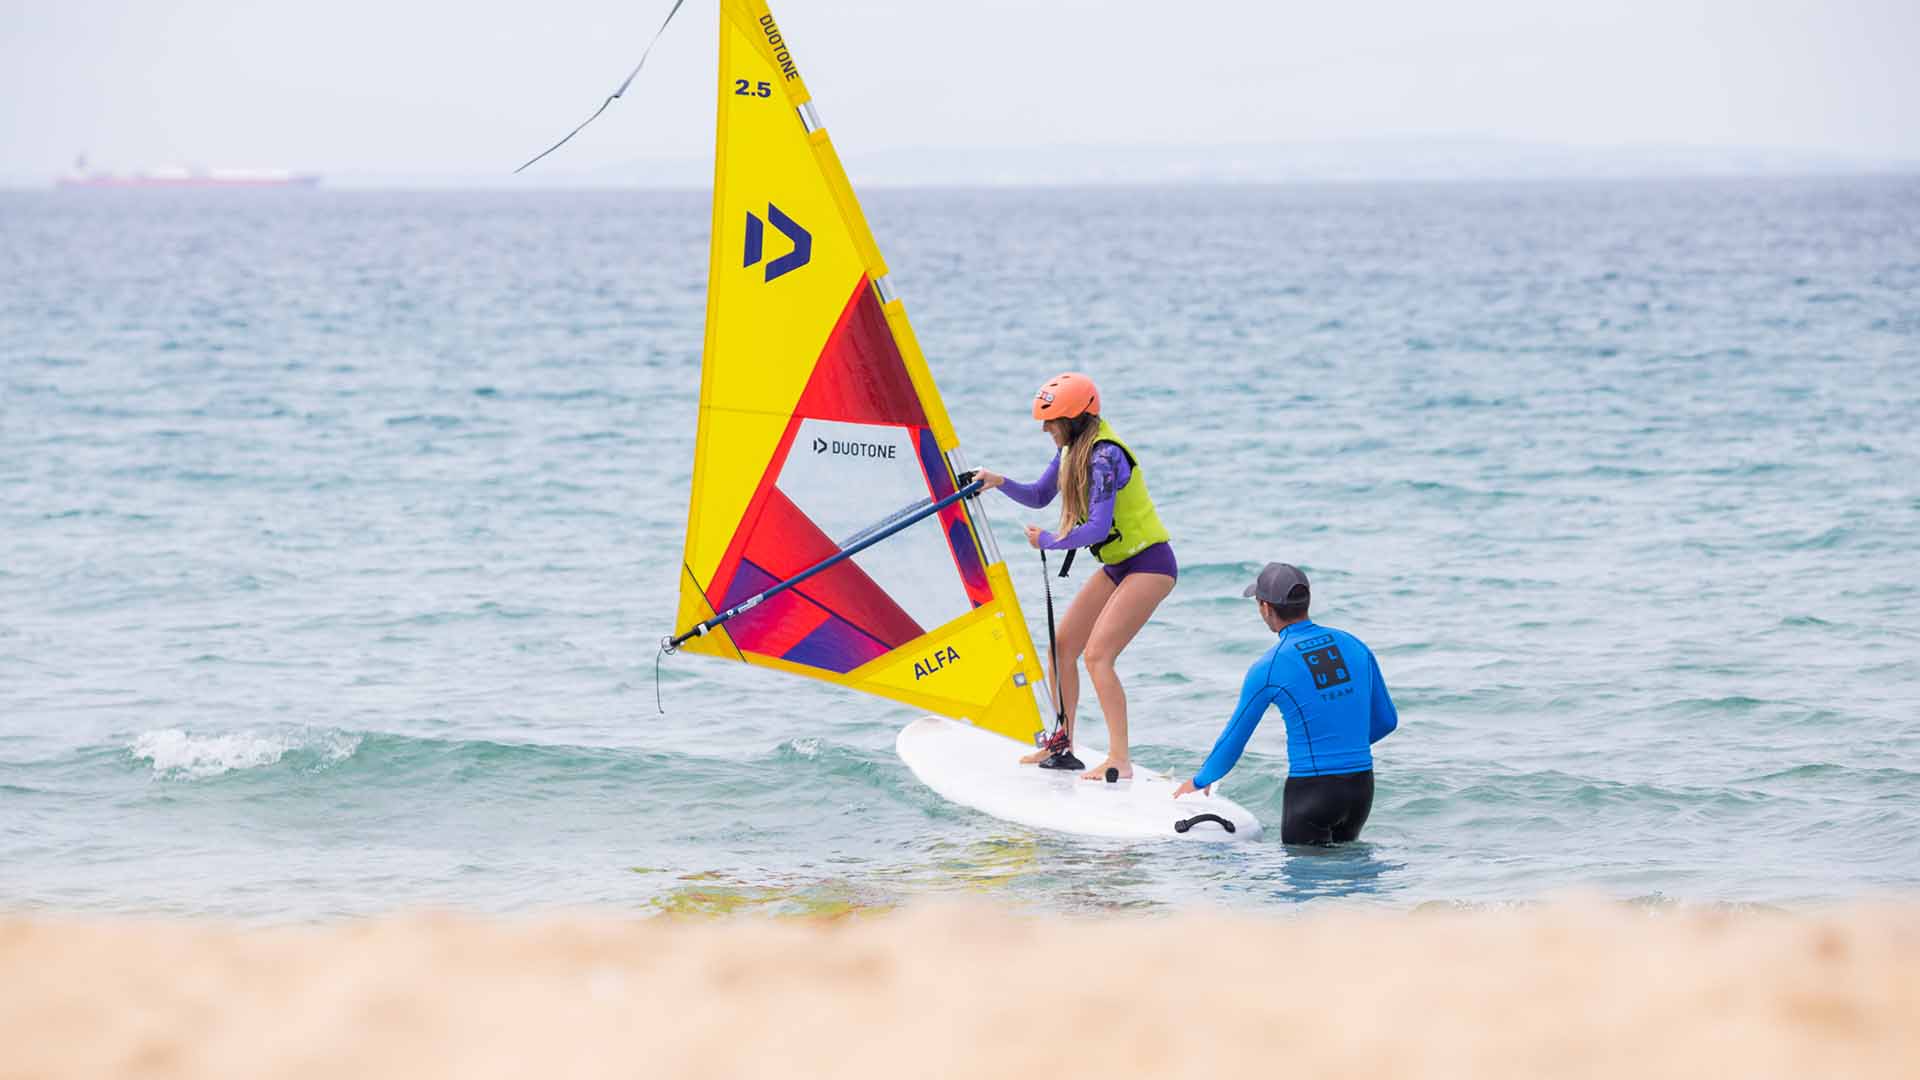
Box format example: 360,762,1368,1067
130,728,359,779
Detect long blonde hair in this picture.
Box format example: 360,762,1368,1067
1049,415,1103,535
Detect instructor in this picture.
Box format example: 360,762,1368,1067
1173,563,1398,845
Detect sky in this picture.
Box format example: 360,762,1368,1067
1,0,1915,185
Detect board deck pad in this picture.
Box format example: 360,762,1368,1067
896,717,1263,842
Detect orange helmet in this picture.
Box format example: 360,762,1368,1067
1032,372,1100,421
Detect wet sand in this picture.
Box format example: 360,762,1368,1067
3,903,1915,1079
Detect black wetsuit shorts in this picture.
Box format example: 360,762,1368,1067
1281,769,1374,845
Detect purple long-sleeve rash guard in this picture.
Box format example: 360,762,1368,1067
998,444,1130,551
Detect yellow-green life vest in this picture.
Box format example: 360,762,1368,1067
1059,418,1172,564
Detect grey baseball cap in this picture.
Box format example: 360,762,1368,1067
1243,562,1310,605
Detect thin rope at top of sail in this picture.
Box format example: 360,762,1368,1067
514,0,690,174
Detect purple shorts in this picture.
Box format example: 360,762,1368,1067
1101,542,1179,586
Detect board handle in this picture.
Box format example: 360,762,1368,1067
1174,813,1237,835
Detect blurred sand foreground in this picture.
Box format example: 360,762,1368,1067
3,904,1916,1079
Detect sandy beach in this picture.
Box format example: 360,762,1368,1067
4,903,1915,1079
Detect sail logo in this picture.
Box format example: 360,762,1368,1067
757,14,801,82
913,646,960,681
743,203,812,282
813,436,897,459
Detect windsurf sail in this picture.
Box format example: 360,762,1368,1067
670,0,1046,744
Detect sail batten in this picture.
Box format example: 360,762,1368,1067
673,0,1043,743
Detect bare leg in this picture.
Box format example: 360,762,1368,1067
1079,571,1176,780
1018,570,1115,763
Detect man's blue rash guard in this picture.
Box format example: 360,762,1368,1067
996,444,1130,551
1192,620,1397,788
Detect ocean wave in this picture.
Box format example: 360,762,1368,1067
1737,763,1920,789
111,727,853,798
129,728,361,780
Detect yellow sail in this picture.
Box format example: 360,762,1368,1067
672,0,1045,744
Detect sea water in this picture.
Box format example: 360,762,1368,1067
3,178,1917,918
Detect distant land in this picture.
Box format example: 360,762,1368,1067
830,137,1920,189
14,138,1918,190
319,137,1920,189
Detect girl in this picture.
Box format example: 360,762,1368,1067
976,373,1176,780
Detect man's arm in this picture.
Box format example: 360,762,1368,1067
1367,645,1398,744
1190,659,1283,789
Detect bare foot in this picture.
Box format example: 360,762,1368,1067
1018,747,1051,765
1081,759,1132,781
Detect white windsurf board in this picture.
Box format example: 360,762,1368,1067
896,716,1263,842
